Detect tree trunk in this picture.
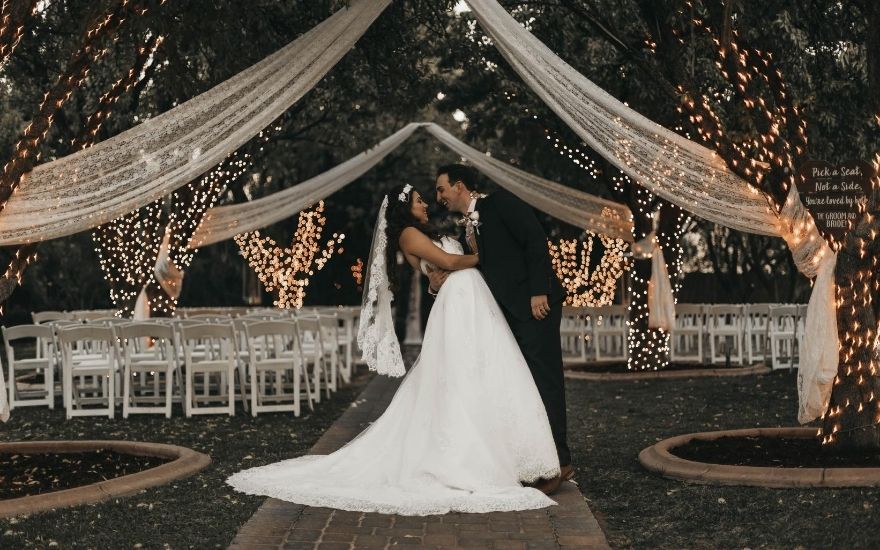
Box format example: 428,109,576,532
627,201,682,370
628,252,664,369
821,209,880,450
144,277,174,318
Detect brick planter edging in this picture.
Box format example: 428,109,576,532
0,440,211,518
639,427,880,488
566,364,771,381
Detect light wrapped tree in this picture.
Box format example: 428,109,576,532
0,0,167,311
235,201,344,309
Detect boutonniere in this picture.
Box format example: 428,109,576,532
455,211,482,234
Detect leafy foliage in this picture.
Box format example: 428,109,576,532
1,1,876,323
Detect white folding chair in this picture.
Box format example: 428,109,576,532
185,313,230,323
334,307,359,383
180,323,238,416
707,305,744,365
561,306,590,364
744,304,770,365
295,316,329,404
769,305,799,370
592,305,627,362
58,325,119,418
69,309,118,321
32,311,72,324
670,304,704,363
3,325,56,410
243,309,289,320
117,322,178,418
244,320,309,416
90,316,130,326
317,313,340,394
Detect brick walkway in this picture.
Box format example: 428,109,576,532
229,375,609,550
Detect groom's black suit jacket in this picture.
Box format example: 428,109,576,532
462,189,565,322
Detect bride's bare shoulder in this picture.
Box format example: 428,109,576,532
400,226,426,236
399,226,429,243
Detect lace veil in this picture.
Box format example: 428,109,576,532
356,196,406,377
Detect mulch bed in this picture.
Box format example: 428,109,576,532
671,436,880,468
566,370,880,549
0,450,169,500
566,361,754,373
0,370,373,549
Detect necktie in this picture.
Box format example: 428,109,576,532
466,221,478,253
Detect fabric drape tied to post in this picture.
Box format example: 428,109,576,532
648,241,675,332
632,232,675,331
154,228,184,300
778,186,838,423
797,252,839,424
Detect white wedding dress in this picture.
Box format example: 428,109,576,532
227,236,560,515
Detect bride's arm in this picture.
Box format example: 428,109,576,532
399,227,478,271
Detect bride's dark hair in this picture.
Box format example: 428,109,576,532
384,184,443,294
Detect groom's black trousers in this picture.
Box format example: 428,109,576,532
502,304,571,467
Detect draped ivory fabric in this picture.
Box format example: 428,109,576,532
154,228,184,299
0,0,391,246
464,0,780,237
464,0,836,422
422,124,632,242
0,0,836,421
648,242,675,331
190,124,423,248
189,122,634,248
797,252,839,424
632,233,675,332
779,190,837,424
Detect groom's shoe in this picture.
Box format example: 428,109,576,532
539,465,575,496
533,476,560,495
560,464,575,482
526,465,575,495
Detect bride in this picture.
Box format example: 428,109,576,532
226,183,561,515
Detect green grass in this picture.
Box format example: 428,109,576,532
0,374,370,549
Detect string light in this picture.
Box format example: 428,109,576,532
0,1,38,67
351,258,364,288
535,106,690,370
818,151,880,447
0,1,168,308
0,0,166,212
673,0,807,212
548,233,628,307
144,152,251,316
673,1,880,447
235,201,344,309
85,35,165,316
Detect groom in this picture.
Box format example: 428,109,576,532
430,164,573,493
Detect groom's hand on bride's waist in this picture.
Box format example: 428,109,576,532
426,267,450,296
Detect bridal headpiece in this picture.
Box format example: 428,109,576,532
356,194,406,377
398,184,413,203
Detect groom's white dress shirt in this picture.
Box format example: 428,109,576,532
465,197,478,253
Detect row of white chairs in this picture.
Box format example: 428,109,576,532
561,303,807,369
31,306,362,384
5,307,363,419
